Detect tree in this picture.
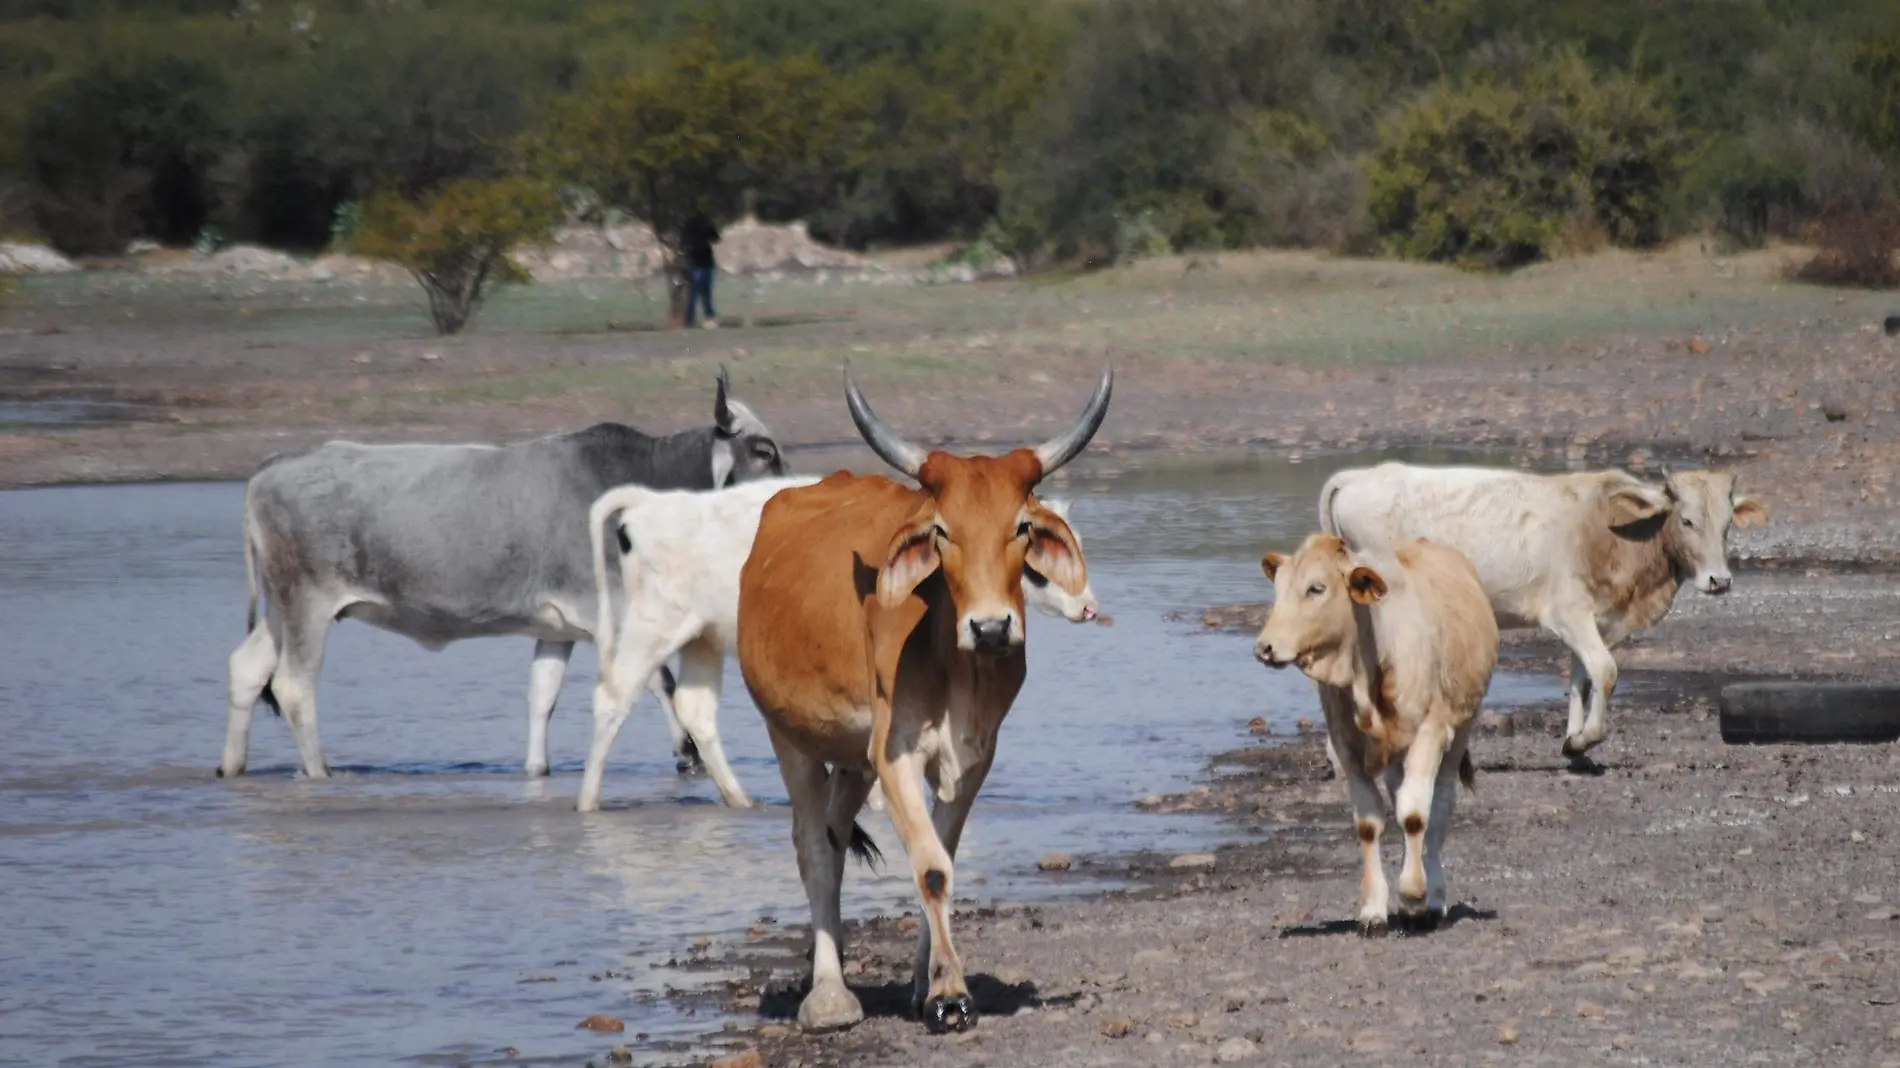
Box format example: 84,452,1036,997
350,176,562,335
24,38,230,253
529,31,822,326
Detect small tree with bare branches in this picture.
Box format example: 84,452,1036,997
351,176,563,335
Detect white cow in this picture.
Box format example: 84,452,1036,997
1321,463,1766,759
579,477,1099,813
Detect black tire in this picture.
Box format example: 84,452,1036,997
1719,681,1900,745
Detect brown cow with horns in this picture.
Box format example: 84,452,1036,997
737,366,1111,1033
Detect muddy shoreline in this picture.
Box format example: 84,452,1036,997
674,665,1900,1068
661,570,1900,1065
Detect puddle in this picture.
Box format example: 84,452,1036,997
0,452,1571,1066
0,398,152,431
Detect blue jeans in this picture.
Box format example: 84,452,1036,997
685,267,716,324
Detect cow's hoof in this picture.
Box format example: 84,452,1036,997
1357,917,1389,939
214,766,225,779
922,993,977,1034
1562,750,1606,776
1560,732,1604,757
675,739,706,775
1395,906,1444,935
797,983,863,1033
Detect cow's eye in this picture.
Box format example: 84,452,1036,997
1682,517,1695,530
752,442,777,459
1306,583,1326,598
1016,520,1033,539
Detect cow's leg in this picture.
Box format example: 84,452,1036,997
909,756,993,1028
767,726,864,1031
1343,753,1390,935
1420,726,1471,921
523,640,572,777
671,637,750,808
1392,716,1450,929
219,616,279,778
273,605,334,779
876,742,977,1032
1546,609,1618,757
1560,648,1592,755
648,665,704,773
578,616,699,813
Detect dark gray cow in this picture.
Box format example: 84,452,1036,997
219,372,787,781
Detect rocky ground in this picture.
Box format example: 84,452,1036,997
683,660,1900,1067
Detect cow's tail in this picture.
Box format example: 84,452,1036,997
242,502,261,634
829,822,884,869
1458,748,1476,793
1318,470,1352,536
240,485,282,717
588,486,654,671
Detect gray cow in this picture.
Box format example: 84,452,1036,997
219,372,787,781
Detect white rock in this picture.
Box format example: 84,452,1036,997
0,243,79,274
1214,1037,1258,1062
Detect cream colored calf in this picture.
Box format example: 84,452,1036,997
1255,534,1498,933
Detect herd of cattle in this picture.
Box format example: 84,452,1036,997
216,368,1764,1034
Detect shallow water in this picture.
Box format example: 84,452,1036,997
0,452,1555,1066
0,398,149,431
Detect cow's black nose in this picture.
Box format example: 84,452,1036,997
1708,576,1732,594
969,618,1011,652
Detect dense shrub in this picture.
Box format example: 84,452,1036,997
1792,209,1900,288
1366,57,1681,268
3,0,1899,267
1004,0,1347,262
350,177,563,335
234,12,569,249
1682,134,1807,250
24,39,229,253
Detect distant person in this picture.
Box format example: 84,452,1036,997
681,213,720,329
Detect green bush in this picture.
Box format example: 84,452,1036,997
1215,108,1366,249
351,177,563,335
1366,56,1682,268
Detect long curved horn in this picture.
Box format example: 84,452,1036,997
844,366,927,477
713,364,735,435
1033,365,1113,478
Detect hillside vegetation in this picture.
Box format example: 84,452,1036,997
2,0,1896,278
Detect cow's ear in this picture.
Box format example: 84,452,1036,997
1023,501,1087,595
1347,566,1388,605
1607,484,1671,531
1261,552,1287,580
1732,495,1768,528
878,513,942,607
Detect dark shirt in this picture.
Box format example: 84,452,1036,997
681,216,720,270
